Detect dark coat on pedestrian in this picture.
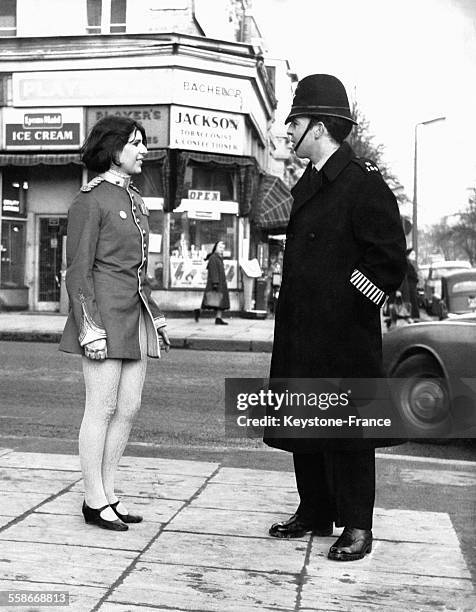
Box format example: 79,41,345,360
264,142,407,453
59,174,166,360
201,252,230,310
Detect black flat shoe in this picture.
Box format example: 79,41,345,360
110,501,143,524
82,502,128,531
269,513,333,539
215,317,228,325
194,309,200,322
328,527,372,561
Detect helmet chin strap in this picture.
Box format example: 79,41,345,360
293,118,314,154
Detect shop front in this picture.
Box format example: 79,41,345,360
1,47,276,312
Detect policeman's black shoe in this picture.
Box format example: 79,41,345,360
194,309,200,322
82,502,128,531
215,317,228,325
328,527,372,561
110,500,143,524
269,513,333,539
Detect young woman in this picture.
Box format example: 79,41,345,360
59,116,170,531
196,240,230,325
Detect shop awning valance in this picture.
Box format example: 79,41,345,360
0,153,82,166
253,173,293,232
169,150,260,215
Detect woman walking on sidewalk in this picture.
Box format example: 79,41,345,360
59,116,170,531
195,240,230,325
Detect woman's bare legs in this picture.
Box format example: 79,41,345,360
102,313,148,513
80,357,122,520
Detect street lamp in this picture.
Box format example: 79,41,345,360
412,116,446,264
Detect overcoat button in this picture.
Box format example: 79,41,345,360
308,232,316,239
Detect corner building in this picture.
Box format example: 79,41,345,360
0,0,288,312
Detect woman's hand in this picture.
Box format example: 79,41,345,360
84,338,107,360
158,328,171,353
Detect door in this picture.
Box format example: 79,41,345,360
37,216,67,310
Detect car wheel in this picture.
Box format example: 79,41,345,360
392,354,451,437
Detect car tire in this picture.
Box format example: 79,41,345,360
392,353,452,437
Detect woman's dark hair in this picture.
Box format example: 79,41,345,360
80,116,147,172
205,240,224,261
310,115,353,144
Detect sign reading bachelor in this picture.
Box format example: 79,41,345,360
3,107,83,150
169,105,246,155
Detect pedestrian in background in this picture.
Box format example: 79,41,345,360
264,74,407,561
194,240,230,325
59,116,170,531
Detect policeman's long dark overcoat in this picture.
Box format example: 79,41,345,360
264,142,407,453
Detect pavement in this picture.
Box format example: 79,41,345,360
0,312,274,352
0,448,475,611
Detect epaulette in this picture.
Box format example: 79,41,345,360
352,158,380,174
130,181,141,195
80,176,105,192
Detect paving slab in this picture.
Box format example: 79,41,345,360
209,466,295,488
142,531,308,574
0,540,136,587
0,491,51,516
300,567,475,612
106,562,298,612
372,508,460,546
0,452,81,471
307,538,472,580
165,506,311,541
0,512,162,551
117,456,219,477
0,467,80,494
71,472,207,500
36,490,184,523
0,579,106,612
0,448,13,457
191,482,298,512
398,467,476,487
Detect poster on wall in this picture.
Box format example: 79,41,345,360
170,257,238,289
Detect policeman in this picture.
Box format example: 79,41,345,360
264,74,407,561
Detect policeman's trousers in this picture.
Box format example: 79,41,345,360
293,449,375,530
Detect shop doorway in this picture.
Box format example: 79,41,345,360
37,216,67,310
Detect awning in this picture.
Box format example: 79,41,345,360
253,173,293,232
0,153,82,166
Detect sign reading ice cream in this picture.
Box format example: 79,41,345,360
3,107,83,150
169,105,245,155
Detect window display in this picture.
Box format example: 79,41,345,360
169,213,238,289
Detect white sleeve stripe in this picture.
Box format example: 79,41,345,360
350,268,387,306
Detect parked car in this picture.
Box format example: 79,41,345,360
437,270,476,316
383,314,476,438
423,260,472,313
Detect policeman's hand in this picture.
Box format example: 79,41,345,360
84,338,107,361
158,328,171,353
395,290,402,298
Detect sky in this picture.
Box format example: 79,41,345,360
252,0,476,227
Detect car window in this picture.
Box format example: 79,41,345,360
451,281,476,294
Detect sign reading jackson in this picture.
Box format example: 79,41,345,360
169,105,245,155
3,107,82,150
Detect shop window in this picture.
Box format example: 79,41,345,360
1,220,25,288
0,0,16,36
147,208,164,289
169,213,238,290
2,168,28,217
133,161,164,198
87,0,126,34
183,165,235,201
